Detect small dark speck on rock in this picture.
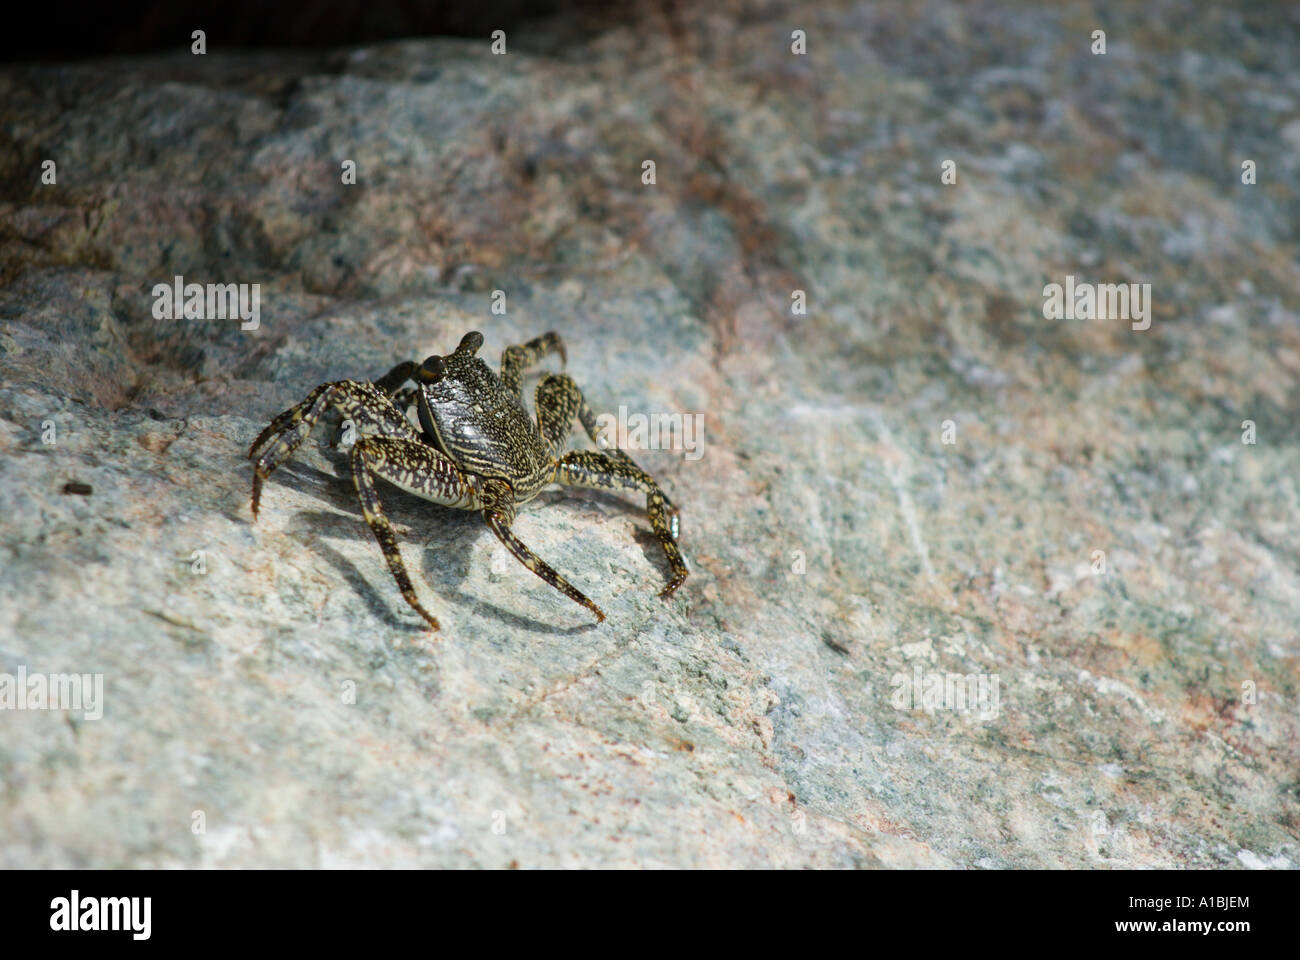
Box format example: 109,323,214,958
62,482,93,495
823,634,850,655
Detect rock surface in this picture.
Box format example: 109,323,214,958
1,1,1298,868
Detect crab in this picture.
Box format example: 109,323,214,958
247,330,688,629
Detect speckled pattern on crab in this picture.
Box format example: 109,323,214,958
248,331,689,629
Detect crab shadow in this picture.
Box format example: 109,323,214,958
263,461,630,636
538,486,677,575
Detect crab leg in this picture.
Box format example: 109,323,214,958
388,386,419,414
247,383,331,460
247,380,421,517
534,374,688,598
372,360,421,396
478,478,606,622
347,436,483,630
370,362,423,428
553,450,688,598
500,331,566,398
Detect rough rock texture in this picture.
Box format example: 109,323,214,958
1,1,1298,868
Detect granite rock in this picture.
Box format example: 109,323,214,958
1,1,1298,868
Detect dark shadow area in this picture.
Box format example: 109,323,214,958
544,485,680,588
249,460,346,513
433,583,602,636
260,458,607,635
290,509,424,631
1,0,623,62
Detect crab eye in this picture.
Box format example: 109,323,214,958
457,331,484,355
418,355,446,382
